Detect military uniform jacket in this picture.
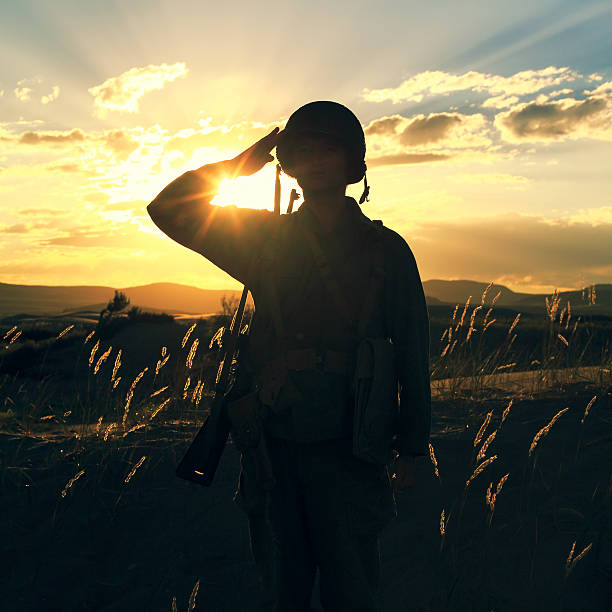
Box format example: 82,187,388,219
151,170,431,457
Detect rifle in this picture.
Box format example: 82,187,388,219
176,165,292,487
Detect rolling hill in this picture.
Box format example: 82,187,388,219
1,279,610,319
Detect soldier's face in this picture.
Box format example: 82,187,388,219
291,134,349,192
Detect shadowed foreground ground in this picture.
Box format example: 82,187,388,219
1,383,611,611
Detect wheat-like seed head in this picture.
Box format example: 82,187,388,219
528,407,570,456
188,579,201,611
451,304,459,324
155,353,170,375
61,469,85,498
439,509,446,536
150,386,169,398
3,325,18,341
558,333,569,347
508,313,521,336
181,323,197,349
122,423,146,437
103,422,117,441
7,330,22,345
186,338,199,368
88,339,100,367
581,395,597,424
150,397,171,420
501,400,513,425
124,456,146,483
84,330,95,344
57,324,75,339
123,368,149,426
477,430,497,461
456,296,472,331
94,346,113,375
111,349,122,382
466,455,498,488
481,281,494,305
428,442,440,480
474,411,493,447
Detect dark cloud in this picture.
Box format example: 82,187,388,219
18,129,86,145
1,223,29,234
408,214,612,288
367,153,451,168
364,116,403,136
497,97,608,141
400,114,462,146
104,129,139,157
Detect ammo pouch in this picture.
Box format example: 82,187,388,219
225,390,276,490
353,337,398,466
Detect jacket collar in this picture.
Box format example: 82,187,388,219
295,196,369,237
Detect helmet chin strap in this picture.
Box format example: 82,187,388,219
358,173,370,205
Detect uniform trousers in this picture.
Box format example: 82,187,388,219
235,433,396,612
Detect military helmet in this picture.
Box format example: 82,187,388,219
276,101,367,185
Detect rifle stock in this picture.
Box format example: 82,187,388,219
176,287,249,485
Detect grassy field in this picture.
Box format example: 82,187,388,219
0,289,610,611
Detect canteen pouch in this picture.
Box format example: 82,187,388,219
225,390,276,490
353,337,398,466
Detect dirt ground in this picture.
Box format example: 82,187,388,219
1,382,611,611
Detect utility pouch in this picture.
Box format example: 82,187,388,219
225,391,276,490
353,337,398,466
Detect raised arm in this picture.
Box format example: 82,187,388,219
147,128,280,285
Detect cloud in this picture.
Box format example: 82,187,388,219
451,173,530,186
18,208,67,216
362,112,493,167
365,115,404,136
399,113,462,145
367,153,451,167
41,85,60,104
88,62,188,115
409,213,612,291
103,129,139,157
482,95,520,109
1,223,29,234
15,129,87,146
14,87,32,102
495,96,612,142
363,66,580,104
38,225,142,248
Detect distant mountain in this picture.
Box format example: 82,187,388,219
1,279,610,319
422,279,612,316
0,282,242,318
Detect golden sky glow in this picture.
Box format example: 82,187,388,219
1,1,611,293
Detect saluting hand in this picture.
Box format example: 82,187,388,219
226,127,281,178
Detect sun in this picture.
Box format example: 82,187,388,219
211,163,300,212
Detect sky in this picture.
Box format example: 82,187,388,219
1,0,611,294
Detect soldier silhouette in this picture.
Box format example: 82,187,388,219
147,101,431,612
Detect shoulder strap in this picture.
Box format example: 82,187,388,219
256,216,287,343
300,224,354,324
358,236,385,337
